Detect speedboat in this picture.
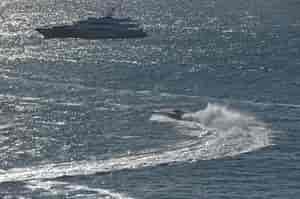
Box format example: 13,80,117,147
35,16,147,39
152,109,186,120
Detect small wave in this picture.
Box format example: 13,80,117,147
26,180,134,199
56,102,83,107
35,120,66,126
238,100,300,109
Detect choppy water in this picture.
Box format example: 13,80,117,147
0,0,299,198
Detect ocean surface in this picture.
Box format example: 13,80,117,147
0,0,299,198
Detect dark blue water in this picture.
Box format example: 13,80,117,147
0,0,299,198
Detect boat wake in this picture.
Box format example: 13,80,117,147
151,103,271,155
0,103,271,185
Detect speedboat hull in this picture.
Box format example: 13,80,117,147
152,109,186,120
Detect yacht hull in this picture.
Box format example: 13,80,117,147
36,17,147,39
36,27,147,39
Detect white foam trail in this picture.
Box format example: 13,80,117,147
26,180,134,199
0,140,201,183
0,104,271,183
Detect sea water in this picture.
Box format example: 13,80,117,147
0,0,299,198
